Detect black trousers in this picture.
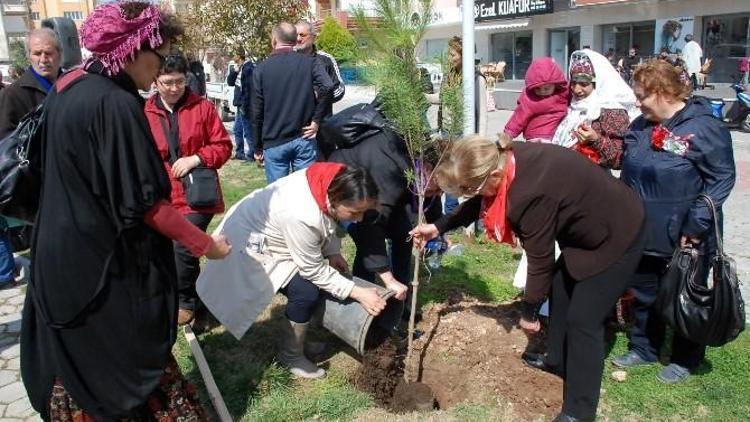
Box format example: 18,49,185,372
175,213,213,311
628,254,708,368
545,228,646,420
280,274,320,323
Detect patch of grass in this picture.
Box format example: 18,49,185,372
601,330,750,421
419,235,521,305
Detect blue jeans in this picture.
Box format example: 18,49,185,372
263,137,318,184
233,110,253,159
0,218,15,284
280,274,320,323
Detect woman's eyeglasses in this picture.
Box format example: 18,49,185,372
158,78,187,88
458,171,492,197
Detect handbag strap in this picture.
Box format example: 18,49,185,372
698,194,723,256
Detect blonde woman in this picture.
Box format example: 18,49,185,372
410,137,646,422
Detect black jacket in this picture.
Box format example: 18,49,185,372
328,130,441,272
227,60,254,112
0,68,48,136
311,47,345,117
251,48,333,152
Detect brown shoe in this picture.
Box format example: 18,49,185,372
177,309,195,326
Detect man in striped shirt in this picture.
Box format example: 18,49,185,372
295,19,346,118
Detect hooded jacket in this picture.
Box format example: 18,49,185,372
504,58,569,141
620,96,735,256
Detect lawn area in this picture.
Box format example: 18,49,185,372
175,161,750,421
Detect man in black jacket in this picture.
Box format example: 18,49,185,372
0,28,62,136
251,22,333,183
295,20,345,118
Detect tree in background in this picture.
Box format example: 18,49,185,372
9,40,28,70
316,16,358,65
177,0,309,60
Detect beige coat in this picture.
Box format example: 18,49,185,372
197,169,355,339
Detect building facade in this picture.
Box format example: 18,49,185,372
420,0,750,82
1,0,30,63
29,0,98,29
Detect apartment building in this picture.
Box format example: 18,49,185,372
1,0,29,62
419,0,750,82
29,0,97,29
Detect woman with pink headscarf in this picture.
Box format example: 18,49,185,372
21,2,230,419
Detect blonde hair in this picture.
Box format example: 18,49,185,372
435,135,511,196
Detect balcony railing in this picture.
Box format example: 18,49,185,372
2,0,29,15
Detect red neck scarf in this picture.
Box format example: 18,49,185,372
481,152,517,246
306,163,346,216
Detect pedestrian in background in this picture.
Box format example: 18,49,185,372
227,51,254,161
145,53,232,326
738,56,749,86
295,19,346,118
682,34,703,90
0,28,62,136
251,22,333,183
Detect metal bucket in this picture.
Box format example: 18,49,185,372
319,276,404,355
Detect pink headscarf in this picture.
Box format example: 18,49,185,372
79,1,164,76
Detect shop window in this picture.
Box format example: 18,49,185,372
491,31,532,80
704,14,750,83
602,22,655,62
425,39,449,62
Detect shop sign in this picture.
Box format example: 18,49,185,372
474,0,553,22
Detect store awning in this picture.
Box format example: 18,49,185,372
475,19,530,31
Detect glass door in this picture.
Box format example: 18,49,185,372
550,31,568,71
549,28,581,72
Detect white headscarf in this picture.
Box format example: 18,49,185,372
552,49,640,148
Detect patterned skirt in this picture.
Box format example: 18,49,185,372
49,355,208,421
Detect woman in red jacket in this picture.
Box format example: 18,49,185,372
145,53,233,325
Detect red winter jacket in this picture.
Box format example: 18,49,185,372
504,58,569,141
145,91,232,215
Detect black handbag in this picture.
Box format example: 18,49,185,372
318,103,390,158
182,166,219,208
656,194,746,347
159,115,220,209
0,104,45,223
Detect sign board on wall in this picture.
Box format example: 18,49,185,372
474,0,553,22
654,17,695,55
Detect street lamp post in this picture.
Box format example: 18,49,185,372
461,0,475,136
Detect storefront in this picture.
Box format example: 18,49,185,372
703,13,750,83
419,0,750,82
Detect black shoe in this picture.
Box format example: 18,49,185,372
521,352,560,376
233,154,246,160
552,412,593,422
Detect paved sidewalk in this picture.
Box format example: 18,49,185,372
0,258,39,420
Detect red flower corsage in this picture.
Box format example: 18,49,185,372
651,124,692,156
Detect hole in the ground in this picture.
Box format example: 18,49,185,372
352,329,439,413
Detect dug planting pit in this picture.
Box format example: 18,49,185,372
352,298,563,419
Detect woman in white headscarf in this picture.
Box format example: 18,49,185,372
552,49,640,167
